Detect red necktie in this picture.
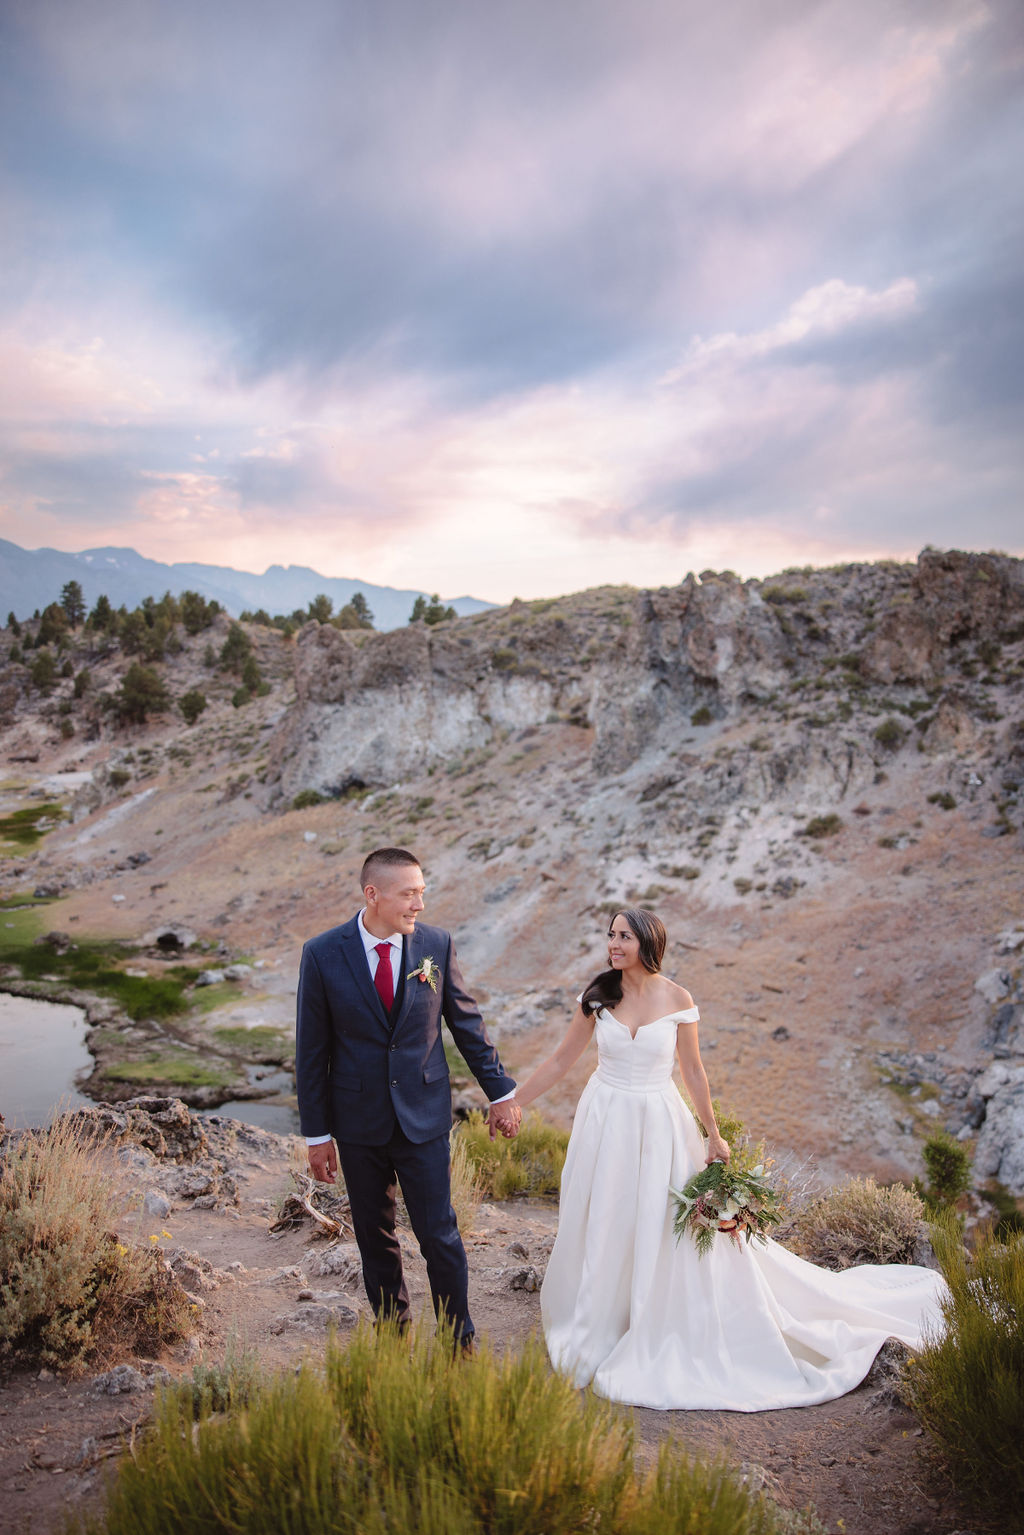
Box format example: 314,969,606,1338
373,941,394,1011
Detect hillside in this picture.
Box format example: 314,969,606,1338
1,548,1023,1195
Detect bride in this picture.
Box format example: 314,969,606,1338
513,908,948,1411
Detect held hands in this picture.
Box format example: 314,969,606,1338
704,1131,731,1166
307,1140,338,1184
488,1099,522,1141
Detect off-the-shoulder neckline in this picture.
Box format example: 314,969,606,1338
600,1005,699,1040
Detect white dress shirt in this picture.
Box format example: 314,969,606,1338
305,912,512,1146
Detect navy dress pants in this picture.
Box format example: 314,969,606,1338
336,1124,473,1343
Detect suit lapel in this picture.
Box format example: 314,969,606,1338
391,929,423,1035
338,921,391,1030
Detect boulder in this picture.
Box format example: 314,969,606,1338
975,968,1012,1005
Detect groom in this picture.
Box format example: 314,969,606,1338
295,846,521,1347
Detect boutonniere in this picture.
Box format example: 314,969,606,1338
407,956,439,992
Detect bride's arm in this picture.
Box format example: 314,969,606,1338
676,1022,731,1163
514,1006,595,1109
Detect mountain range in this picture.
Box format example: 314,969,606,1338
0,538,493,631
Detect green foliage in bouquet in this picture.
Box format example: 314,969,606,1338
671,1161,783,1259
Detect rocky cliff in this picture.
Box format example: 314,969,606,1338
268,548,1024,803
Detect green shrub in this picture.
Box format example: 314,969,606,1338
110,662,170,724
292,788,324,810
927,790,956,810
0,1116,194,1370
777,1177,925,1269
918,1131,971,1212
457,1110,568,1199
902,1218,1024,1526
179,688,207,725
79,1323,815,1535
690,705,713,726
873,717,905,748
219,621,251,672
763,585,808,605
800,813,842,838
30,647,57,693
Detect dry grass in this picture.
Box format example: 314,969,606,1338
0,1114,195,1371
457,1110,568,1199
448,1127,485,1234
776,1176,926,1270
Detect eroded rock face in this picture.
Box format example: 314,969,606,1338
265,550,1024,800
68,1097,210,1162
973,1066,1024,1194
860,550,1024,685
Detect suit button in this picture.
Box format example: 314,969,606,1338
391,1079,398,1087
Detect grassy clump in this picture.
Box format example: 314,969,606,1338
0,801,66,848
800,813,842,838
873,717,905,748
103,1054,236,1089
79,1324,818,1535
0,938,198,1020
212,1024,291,1057
457,1110,569,1199
903,1217,1024,1527
777,1177,925,1269
0,1116,195,1371
291,788,324,810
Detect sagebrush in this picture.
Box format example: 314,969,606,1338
776,1176,926,1269
0,1115,194,1370
79,1323,824,1535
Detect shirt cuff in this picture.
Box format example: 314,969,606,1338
491,1088,516,1103
305,1133,333,1145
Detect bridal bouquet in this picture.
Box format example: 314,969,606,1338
670,1160,782,1258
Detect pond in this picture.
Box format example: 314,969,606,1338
0,990,301,1135
0,990,93,1127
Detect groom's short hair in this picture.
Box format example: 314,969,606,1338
360,847,421,889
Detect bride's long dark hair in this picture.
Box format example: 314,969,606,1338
580,908,668,1016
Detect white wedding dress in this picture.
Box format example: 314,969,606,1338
540,1006,948,1411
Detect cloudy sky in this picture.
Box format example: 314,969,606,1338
1,0,1021,603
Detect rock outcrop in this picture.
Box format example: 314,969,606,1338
265,549,1024,805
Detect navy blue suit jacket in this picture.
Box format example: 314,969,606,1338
295,916,515,1146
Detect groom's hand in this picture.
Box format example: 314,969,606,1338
488,1100,522,1141
307,1140,338,1184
